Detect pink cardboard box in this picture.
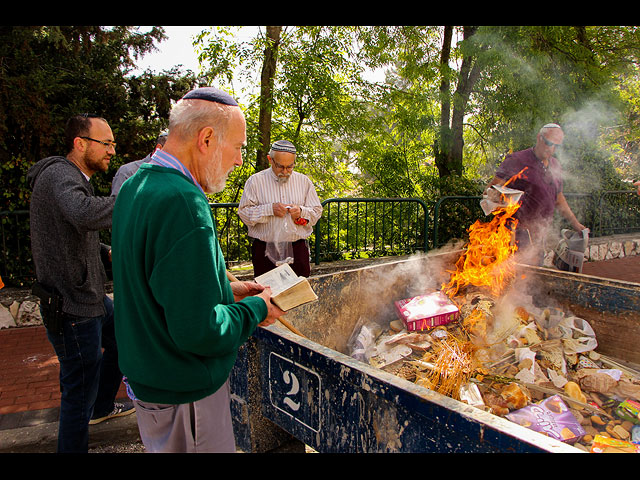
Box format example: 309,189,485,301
395,291,459,331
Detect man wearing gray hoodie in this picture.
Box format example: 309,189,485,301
27,113,133,453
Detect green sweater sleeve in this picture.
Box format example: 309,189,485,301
150,224,266,357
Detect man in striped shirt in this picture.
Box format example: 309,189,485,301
238,140,323,277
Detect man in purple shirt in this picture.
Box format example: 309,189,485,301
486,123,586,264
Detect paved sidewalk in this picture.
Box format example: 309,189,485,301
0,325,128,416
0,325,133,452
1,255,639,452
581,255,640,283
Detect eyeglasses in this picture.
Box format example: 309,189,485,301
80,136,117,149
272,158,295,171
540,134,562,148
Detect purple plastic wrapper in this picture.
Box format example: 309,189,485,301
506,395,586,444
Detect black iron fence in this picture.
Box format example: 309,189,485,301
596,191,640,237
430,191,639,248
0,209,32,287
2,191,638,287
314,198,429,264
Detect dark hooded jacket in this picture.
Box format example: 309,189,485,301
27,156,115,317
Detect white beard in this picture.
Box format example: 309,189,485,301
208,171,230,193
203,153,232,193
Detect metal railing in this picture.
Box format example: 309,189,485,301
430,191,639,248
0,210,33,287
313,198,429,264
210,203,251,267
596,190,640,236
432,196,483,249
2,191,638,287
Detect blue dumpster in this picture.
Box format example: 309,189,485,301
230,253,640,453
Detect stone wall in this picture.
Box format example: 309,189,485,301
541,233,640,268
585,234,640,262
0,290,115,330
0,296,42,329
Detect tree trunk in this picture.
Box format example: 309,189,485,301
452,26,482,166
434,26,454,177
435,26,482,178
256,26,281,171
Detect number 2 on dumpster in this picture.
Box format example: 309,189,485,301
282,370,300,410
268,352,321,432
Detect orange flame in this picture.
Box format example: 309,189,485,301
503,166,528,188
443,168,528,298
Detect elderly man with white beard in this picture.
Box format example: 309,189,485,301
111,87,285,453
238,140,323,278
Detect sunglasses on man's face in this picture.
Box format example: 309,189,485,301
540,134,562,148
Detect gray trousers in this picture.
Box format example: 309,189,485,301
133,380,236,453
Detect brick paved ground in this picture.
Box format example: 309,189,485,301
0,326,59,415
0,325,127,417
581,255,640,283
0,256,638,418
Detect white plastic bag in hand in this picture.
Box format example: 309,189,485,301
265,213,299,265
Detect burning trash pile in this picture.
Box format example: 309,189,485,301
347,195,640,453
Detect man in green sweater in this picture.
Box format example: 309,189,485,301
111,87,285,453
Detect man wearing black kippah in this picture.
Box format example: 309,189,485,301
111,87,285,452
238,140,323,277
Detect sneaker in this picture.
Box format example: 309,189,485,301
89,401,135,425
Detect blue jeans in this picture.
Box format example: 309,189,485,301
45,296,123,453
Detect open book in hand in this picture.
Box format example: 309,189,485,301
254,263,318,311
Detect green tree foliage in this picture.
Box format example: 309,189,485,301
0,26,197,210
195,25,640,210
196,26,368,203
0,26,200,286
5,26,640,208
464,26,639,187
354,26,640,195
4,25,640,284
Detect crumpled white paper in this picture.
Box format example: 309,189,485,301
514,347,538,384
480,185,524,215
559,316,598,354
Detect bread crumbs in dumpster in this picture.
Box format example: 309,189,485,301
345,199,640,452
347,286,640,453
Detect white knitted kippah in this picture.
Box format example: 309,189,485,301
271,140,296,154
